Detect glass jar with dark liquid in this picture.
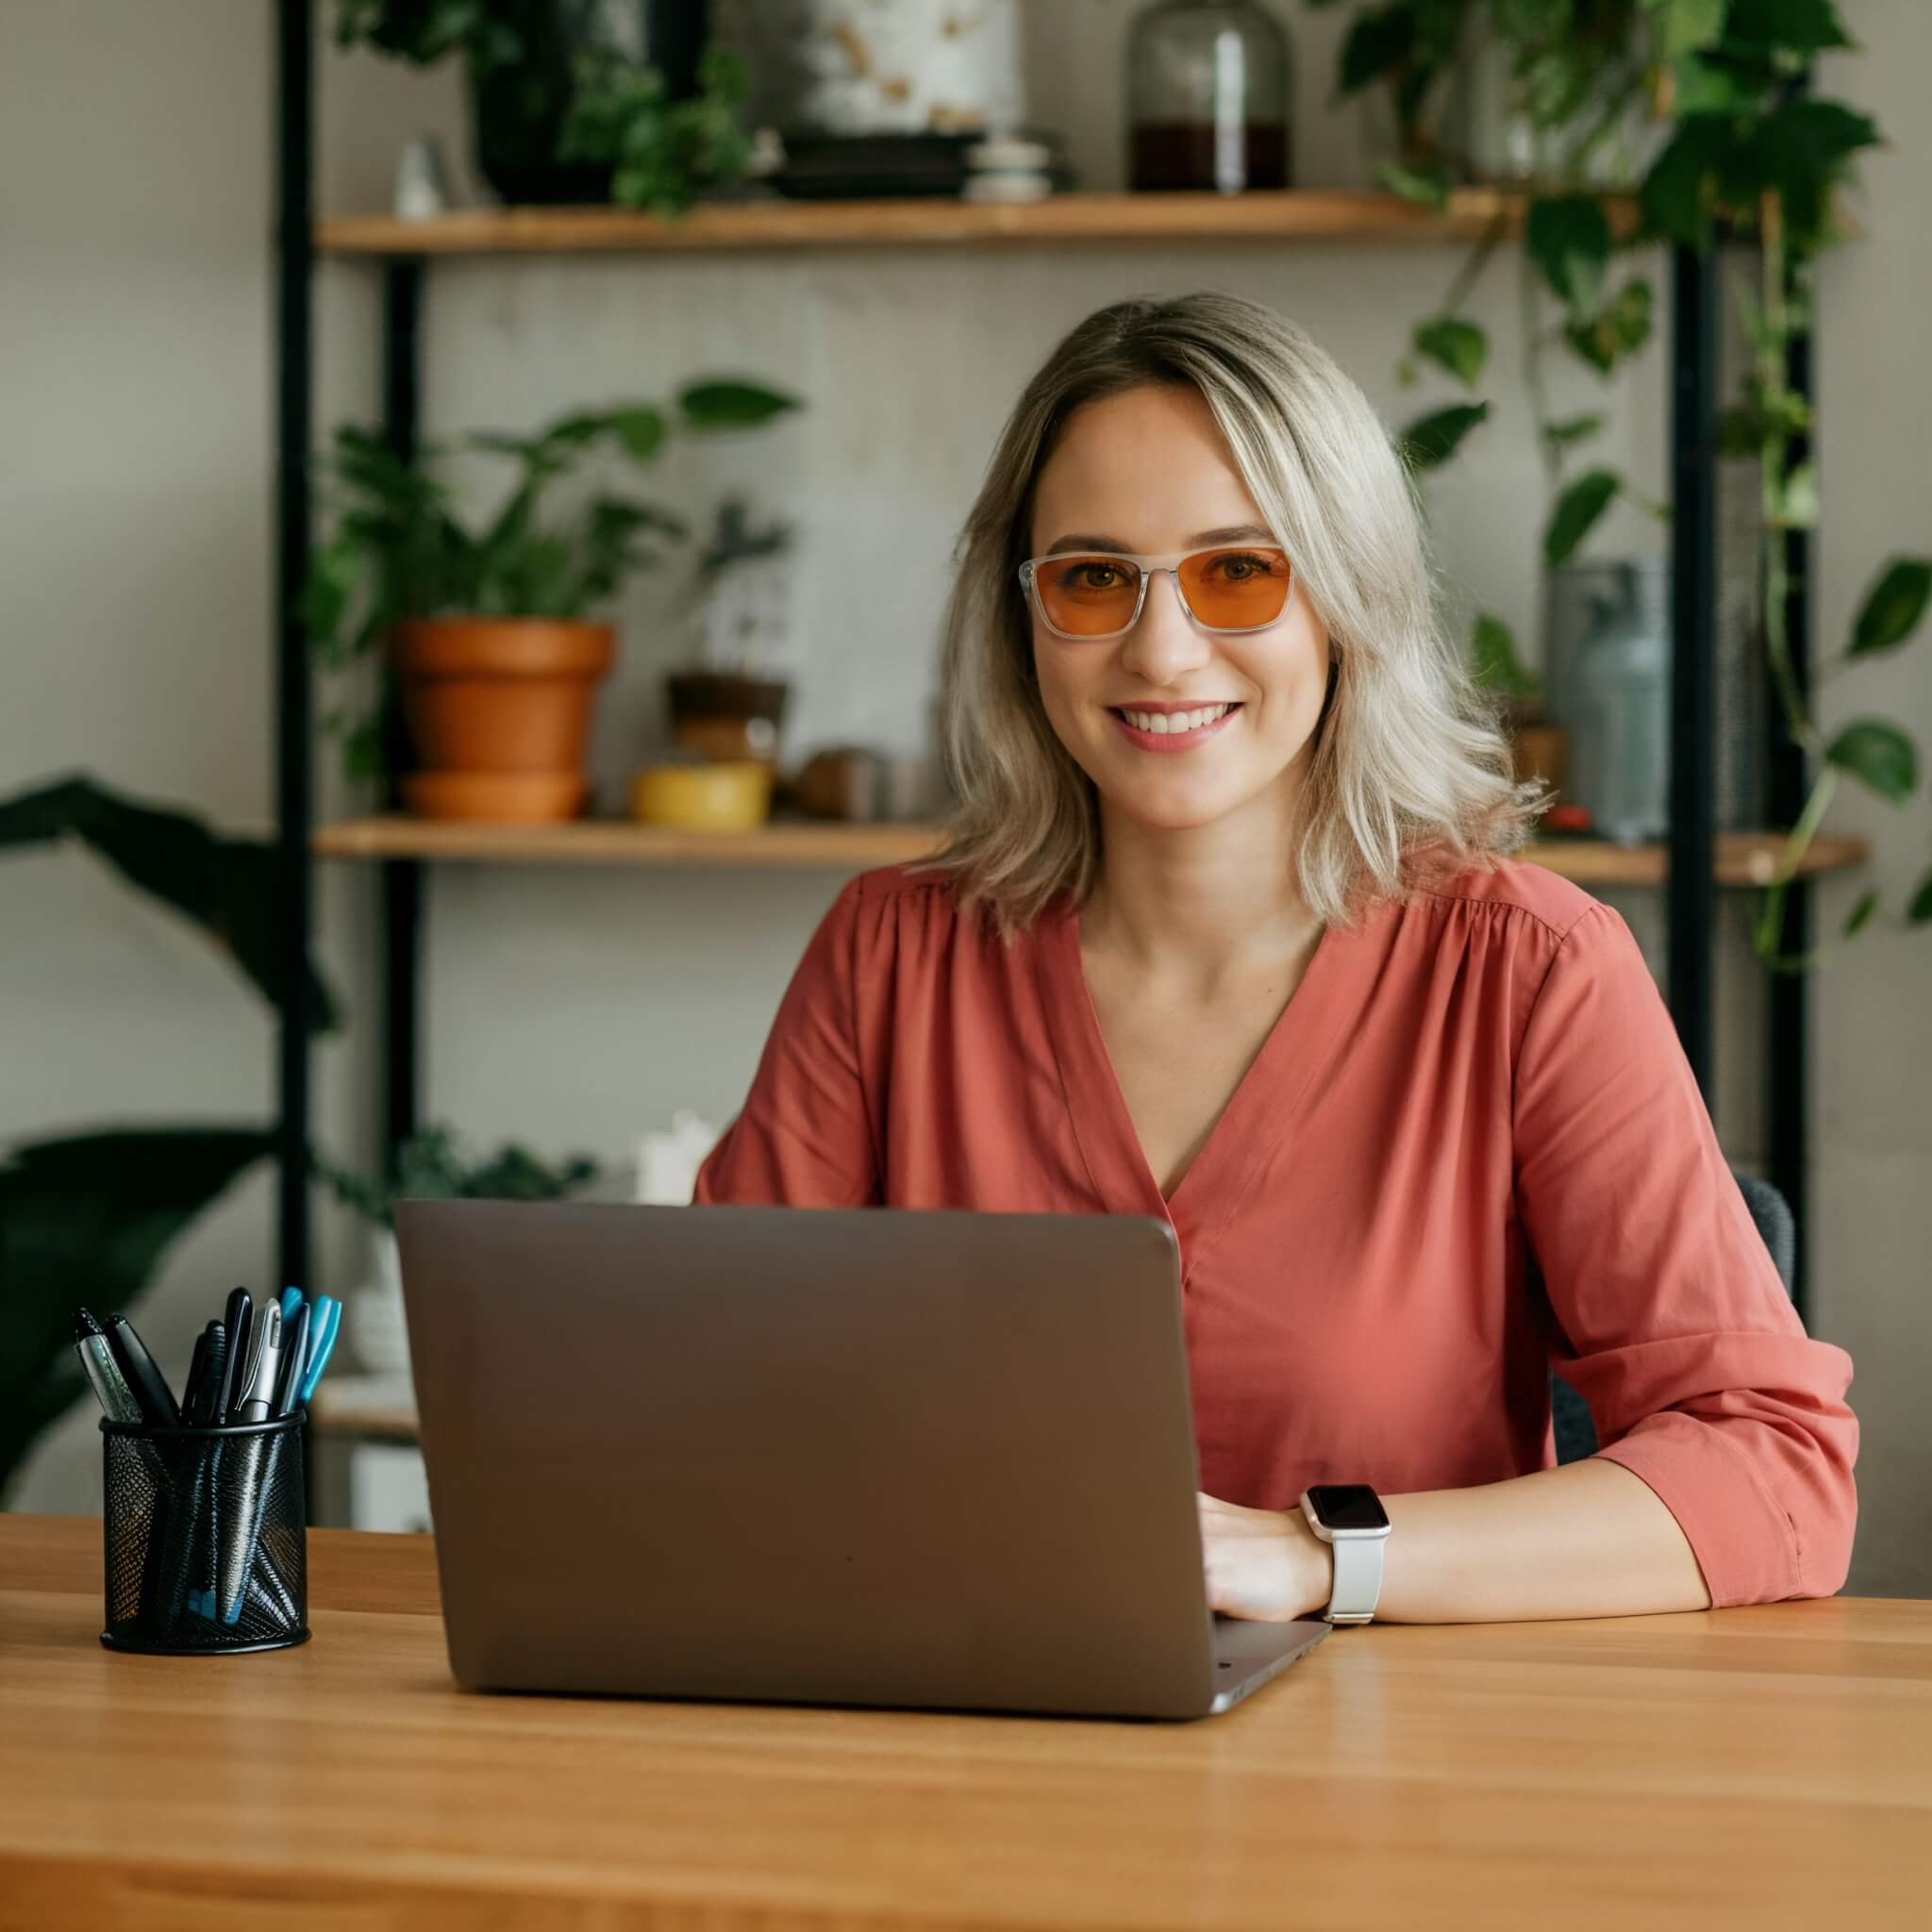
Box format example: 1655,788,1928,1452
1128,0,1292,193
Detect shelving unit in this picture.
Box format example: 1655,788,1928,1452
275,1,1845,1318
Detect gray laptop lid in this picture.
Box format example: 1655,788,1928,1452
395,1199,1227,1719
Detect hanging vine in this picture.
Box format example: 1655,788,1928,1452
1312,0,1929,953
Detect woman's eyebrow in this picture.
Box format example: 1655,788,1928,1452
1041,523,1274,557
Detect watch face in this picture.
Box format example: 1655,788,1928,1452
1307,1485,1389,1532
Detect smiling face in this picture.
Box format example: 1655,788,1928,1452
1024,383,1332,838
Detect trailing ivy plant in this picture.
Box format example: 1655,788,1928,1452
303,380,800,785
1313,0,1930,952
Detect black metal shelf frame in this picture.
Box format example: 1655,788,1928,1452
271,0,1818,1318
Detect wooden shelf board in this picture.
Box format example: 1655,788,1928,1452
313,815,946,867
313,817,1868,883
316,188,1642,258
308,1374,422,1443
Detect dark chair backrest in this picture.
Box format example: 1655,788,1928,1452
1547,1171,1795,1465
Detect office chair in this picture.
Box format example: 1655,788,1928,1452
1546,1171,1797,1465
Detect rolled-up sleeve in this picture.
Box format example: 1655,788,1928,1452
692,874,881,1208
1513,901,1858,1607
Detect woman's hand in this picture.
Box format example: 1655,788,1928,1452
1197,1491,1330,1622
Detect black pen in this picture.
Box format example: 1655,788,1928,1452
215,1289,254,1422
182,1320,227,1427
104,1315,181,1427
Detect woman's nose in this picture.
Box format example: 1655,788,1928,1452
1119,569,1212,685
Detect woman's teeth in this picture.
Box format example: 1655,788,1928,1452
1117,703,1235,735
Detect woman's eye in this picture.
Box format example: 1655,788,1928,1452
1211,552,1269,580
1064,563,1125,591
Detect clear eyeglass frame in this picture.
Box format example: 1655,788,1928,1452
1015,546,1294,643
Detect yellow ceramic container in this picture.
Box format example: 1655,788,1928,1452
631,760,773,832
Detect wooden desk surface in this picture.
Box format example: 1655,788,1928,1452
3,1513,1928,1931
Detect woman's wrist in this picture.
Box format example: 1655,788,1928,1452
1288,1504,1335,1619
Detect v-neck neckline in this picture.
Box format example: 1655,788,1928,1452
1035,891,1370,1272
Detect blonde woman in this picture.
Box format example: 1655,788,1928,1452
695,292,1857,1624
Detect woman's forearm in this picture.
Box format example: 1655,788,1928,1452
1370,1457,1712,1623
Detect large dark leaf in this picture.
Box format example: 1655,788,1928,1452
1848,558,1931,658
1641,116,1733,249
1338,6,1415,95
0,776,340,1032
1398,402,1490,472
1825,720,1918,805
1414,316,1487,388
1723,0,1854,56
1544,470,1622,566
0,1126,271,1495
677,381,802,430
1527,194,1611,313
1733,98,1879,245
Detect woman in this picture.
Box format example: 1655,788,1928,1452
694,292,1857,1625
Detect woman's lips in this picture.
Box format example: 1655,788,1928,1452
1108,703,1241,754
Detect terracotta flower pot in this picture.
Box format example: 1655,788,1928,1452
391,618,614,822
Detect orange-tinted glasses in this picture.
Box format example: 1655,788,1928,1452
1018,545,1293,641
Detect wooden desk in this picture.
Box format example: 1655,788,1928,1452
3,1513,1927,1930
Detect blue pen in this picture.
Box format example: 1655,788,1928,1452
299,1296,341,1404
280,1286,305,1324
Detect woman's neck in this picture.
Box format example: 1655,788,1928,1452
1082,777,1317,991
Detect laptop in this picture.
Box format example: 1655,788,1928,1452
395,1199,1329,1721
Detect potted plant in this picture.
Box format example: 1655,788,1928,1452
0,775,338,1501
332,0,755,214
305,380,801,820
317,1124,600,1373
664,493,799,765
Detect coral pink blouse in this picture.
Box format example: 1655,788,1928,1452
693,858,1858,1607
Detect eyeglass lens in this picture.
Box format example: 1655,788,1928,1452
1032,548,1291,638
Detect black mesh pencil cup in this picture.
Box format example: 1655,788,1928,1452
100,1413,310,1654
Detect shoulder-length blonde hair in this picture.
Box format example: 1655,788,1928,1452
928,291,1543,939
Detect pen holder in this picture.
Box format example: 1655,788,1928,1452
99,1414,310,1655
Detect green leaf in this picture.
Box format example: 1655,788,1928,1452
1543,470,1622,567
1774,462,1821,528
1849,558,1932,658
1724,0,1855,56
1527,194,1611,313
1338,7,1415,95
1414,316,1487,388
1545,414,1606,448
0,775,341,1031
1647,0,1728,59
1733,99,1880,246
0,1126,272,1493
1376,158,1455,209
1908,867,1932,924
1670,52,1753,115
1641,116,1732,250
1470,612,1539,697
612,405,667,460
677,380,802,430
1840,888,1880,939
1824,720,1918,805
1563,279,1653,375
1397,402,1491,472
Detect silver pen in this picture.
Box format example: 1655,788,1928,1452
218,1306,283,1623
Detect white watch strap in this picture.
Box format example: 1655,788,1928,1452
1324,1533,1385,1624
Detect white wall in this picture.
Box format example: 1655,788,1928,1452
1808,0,1932,1597
2,2,1921,1596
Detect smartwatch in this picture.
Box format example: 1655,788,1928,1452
1297,1485,1391,1624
